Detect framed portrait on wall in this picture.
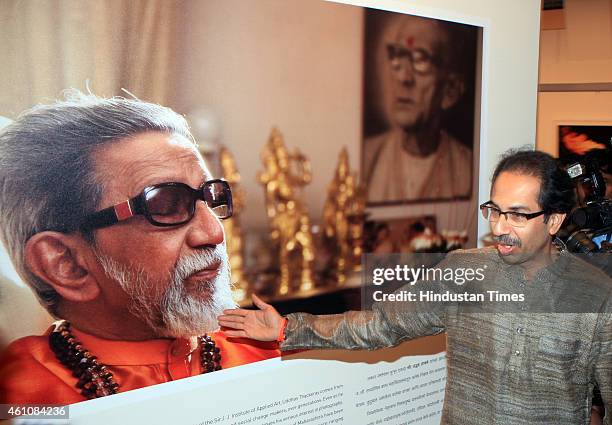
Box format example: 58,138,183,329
557,123,612,203
362,9,479,206
558,124,611,163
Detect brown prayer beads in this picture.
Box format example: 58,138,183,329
49,321,222,399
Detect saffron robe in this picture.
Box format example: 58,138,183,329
0,324,280,404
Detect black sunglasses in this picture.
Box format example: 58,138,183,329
81,179,233,230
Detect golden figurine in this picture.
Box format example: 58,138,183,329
219,147,249,303
346,173,367,269
322,148,366,284
257,128,315,296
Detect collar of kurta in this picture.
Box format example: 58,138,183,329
68,325,200,366
495,243,569,283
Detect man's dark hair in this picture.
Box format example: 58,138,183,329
0,90,195,314
491,149,576,219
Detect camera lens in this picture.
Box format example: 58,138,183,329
571,205,602,229
565,230,599,254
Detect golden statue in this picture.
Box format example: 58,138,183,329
346,173,367,268
322,147,366,284
219,147,249,302
257,128,315,295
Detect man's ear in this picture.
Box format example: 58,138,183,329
441,73,465,110
25,232,100,302
546,213,566,236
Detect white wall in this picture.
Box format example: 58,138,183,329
537,0,612,155
539,0,612,84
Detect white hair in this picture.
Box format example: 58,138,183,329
0,90,194,314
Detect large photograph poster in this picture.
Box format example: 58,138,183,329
1,0,546,421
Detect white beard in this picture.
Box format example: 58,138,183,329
95,245,237,338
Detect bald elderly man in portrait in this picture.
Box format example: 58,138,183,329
0,93,279,403
364,14,473,203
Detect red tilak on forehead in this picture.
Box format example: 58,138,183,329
404,36,414,48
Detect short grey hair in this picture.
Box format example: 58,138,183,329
0,90,195,315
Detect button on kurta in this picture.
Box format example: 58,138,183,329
167,339,192,380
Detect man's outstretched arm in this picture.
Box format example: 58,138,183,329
218,294,445,351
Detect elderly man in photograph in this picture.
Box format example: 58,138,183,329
0,93,279,404
364,13,473,203
220,150,611,424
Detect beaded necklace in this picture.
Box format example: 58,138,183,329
49,321,222,399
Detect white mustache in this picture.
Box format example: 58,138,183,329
174,246,227,282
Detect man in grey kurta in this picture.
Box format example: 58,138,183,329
282,246,611,424
219,150,611,424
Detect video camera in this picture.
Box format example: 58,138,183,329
563,152,612,259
